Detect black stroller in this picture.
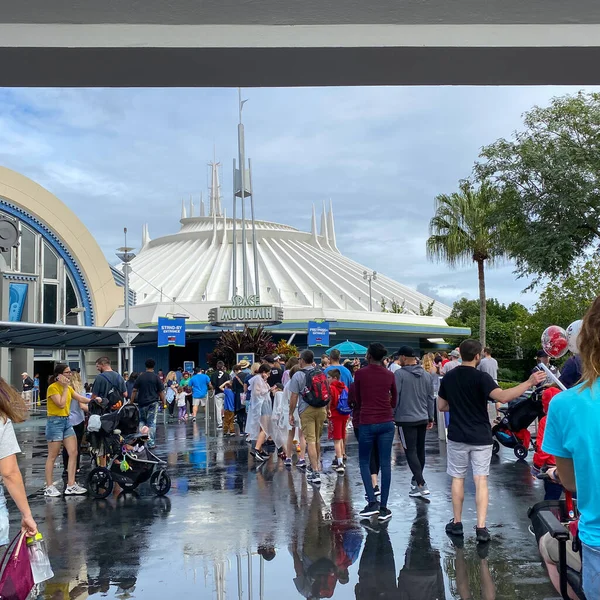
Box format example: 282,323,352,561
528,494,585,600
87,399,171,499
491,389,545,459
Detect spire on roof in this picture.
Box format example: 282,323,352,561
209,161,222,217
181,199,187,219
327,198,338,252
189,195,194,218
320,200,330,246
211,208,218,245
221,209,228,244
200,192,205,217
141,223,150,247
311,204,322,248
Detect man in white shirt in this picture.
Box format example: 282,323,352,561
477,347,498,382
388,354,402,374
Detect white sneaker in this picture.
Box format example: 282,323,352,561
64,483,87,496
44,485,61,497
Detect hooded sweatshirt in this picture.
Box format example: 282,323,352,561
329,379,349,419
393,364,435,424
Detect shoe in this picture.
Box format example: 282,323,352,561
359,502,381,518
64,483,87,496
297,459,307,469
251,448,266,461
445,519,464,536
476,527,491,543
217,425,223,429
284,458,292,467
333,459,345,474
366,485,381,502
409,484,430,498
335,464,345,475
308,471,321,485
192,417,196,423
420,483,430,495
44,485,61,497
378,507,393,522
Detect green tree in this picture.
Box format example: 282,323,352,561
426,181,506,346
476,92,600,283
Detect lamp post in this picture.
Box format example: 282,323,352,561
363,270,377,312
116,228,136,373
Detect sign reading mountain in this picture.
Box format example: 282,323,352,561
209,295,284,326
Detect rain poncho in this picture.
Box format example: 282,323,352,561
271,390,290,449
245,375,273,440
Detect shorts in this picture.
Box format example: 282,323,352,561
193,397,207,407
330,415,349,440
46,416,75,442
299,406,327,444
447,440,493,478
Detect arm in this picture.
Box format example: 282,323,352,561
489,371,546,404
131,388,138,404
49,383,70,409
437,395,449,412
427,376,435,423
390,377,397,409
289,392,299,426
0,453,37,536
72,390,91,404
555,457,576,493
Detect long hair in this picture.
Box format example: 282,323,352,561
71,371,83,394
422,353,435,373
166,371,177,383
251,362,261,375
579,296,600,391
49,363,69,385
0,378,28,423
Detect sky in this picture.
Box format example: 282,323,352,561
0,85,595,310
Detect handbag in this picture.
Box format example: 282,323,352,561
0,532,34,600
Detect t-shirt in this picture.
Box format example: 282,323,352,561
46,382,74,417
190,373,211,399
211,371,229,395
267,366,283,388
542,379,600,547
388,363,401,374
438,366,499,445
477,357,498,382
325,364,353,388
177,392,187,407
442,360,460,376
223,388,235,411
92,370,126,400
133,371,164,407
289,367,316,415
0,419,20,460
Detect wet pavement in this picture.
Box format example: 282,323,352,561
11,416,556,599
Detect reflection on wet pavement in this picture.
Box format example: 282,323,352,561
12,418,556,599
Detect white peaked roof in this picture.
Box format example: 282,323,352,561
128,202,451,318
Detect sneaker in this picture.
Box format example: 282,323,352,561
192,417,196,423
251,448,268,462
64,483,87,496
334,459,345,474
297,459,307,469
366,485,381,502
335,464,345,475
420,483,430,496
284,458,293,467
378,507,393,522
44,485,61,497
409,484,430,498
217,425,223,429
445,519,464,536
476,527,491,543
359,502,381,518
307,470,321,485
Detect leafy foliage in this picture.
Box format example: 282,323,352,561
275,339,298,360
212,326,276,367
476,91,600,282
380,298,406,314
419,300,436,316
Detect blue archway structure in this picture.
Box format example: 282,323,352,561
0,198,94,326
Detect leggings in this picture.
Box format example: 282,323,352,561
62,421,85,472
354,426,380,475
236,408,247,434
398,423,427,486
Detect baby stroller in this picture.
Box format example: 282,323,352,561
528,491,585,600
87,399,171,499
492,389,544,459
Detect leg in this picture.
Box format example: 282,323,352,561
139,405,148,428
447,441,470,524
62,440,69,473
214,394,224,427
192,398,199,419
358,424,377,503
301,408,319,471
46,441,63,487
376,422,395,508
298,429,306,460
74,422,85,471
452,478,466,524
255,430,267,452
287,429,296,459
473,476,489,529
582,543,600,600
416,423,427,473
479,558,497,600
454,549,473,600
334,439,344,461
313,408,326,466
63,434,78,487
146,403,159,447
400,425,425,486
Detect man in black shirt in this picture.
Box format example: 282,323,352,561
438,339,545,543
264,355,283,389
91,357,127,404
131,359,165,448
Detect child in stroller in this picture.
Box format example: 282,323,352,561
491,389,544,459
87,399,171,499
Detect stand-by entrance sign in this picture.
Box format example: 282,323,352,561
157,317,186,347
308,321,330,347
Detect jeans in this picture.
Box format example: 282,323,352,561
214,393,224,427
398,423,427,486
583,543,600,600
358,421,395,507
139,402,159,447
354,427,380,475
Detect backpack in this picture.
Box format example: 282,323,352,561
336,386,352,415
100,372,125,410
301,368,330,408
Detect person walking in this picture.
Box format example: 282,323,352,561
126,372,138,400
354,343,397,522
284,365,307,469
231,364,247,435
0,378,37,541
210,362,229,429
438,339,546,542
21,372,34,408
131,359,165,449
248,364,275,461
394,346,435,498
542,296,600,600
176,386,187,422
45,364,90,496
327,369,350,475
189,367,211,423
289,350,329,486
91,357,127,404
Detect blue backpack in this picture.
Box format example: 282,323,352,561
336,387,352,415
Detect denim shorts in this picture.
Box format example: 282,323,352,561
46,416,75,442
0,488,8,546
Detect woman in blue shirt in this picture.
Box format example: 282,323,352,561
543,297,600,600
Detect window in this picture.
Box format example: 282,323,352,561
65,276,78,325
20,226,36,274
43,243,58,279
43,283,58,324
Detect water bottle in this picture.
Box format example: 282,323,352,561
26,533,54,584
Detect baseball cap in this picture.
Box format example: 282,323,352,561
537,349,548,358
263,355,276,363
397,345,415,358
450,350,460,358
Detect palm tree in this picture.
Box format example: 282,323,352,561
426,181,506,347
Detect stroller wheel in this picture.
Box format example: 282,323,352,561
514,444,528,460
88,467,114,499
150,469,171,496
492,440,500,455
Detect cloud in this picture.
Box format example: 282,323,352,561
417,283,471,305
